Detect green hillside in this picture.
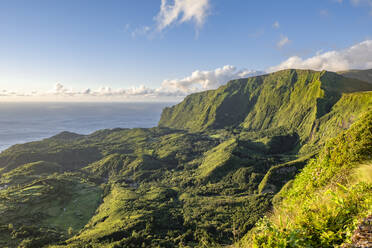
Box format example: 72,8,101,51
241,110,372,248
338,68,372,84
159,69,372,139
0,69,371,247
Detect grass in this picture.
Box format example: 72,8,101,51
0,69,371,247
0,172,102,247
197,139,238,180
159,69,372,140
42,182,102,232
241,110,372,248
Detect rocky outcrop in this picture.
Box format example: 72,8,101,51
343,215,372,248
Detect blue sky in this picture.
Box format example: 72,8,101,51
0,0,372,101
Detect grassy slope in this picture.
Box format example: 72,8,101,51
0,69,371,248
241,110,372,247
338,68,372,84
0,125,280,247
159,70,372,141
302,91,372,153
0,172,102,248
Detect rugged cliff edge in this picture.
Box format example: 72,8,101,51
159,69,371,134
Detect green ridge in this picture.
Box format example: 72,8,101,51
0,69,371,247
159,70,372,135
338,68,372,84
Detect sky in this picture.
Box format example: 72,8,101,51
1,0,372,101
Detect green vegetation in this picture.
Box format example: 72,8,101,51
0,69,371,247
159,70,372,139
338,68,372,84
0,172,102,248
241,111,372,248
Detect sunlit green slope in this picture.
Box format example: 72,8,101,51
0,69,371,248
241,111,372,248
159,69,372,144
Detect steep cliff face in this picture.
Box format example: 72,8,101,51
159,70,372,145
303,91,372,153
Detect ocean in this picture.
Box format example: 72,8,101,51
0,102,175,152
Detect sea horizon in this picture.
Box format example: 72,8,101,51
0,101,176,152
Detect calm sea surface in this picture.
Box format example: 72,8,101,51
0,102,175,152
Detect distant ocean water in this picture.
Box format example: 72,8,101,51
0,102,175,152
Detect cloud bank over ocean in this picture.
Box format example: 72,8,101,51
1,40,372,101
0,66,262,101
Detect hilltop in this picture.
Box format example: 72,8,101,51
159,69,372,152
159,69,370,134
0,69,371,248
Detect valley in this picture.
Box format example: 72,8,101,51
0,69,371,248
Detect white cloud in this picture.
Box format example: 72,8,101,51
277,35,290,48
155,0,210,31
0,66,263,101
273,21,280,29
126,0,211,39
131,26,151,38
52,83,70,94
5,39,372,102
159,65,263,93
0,89,37,97
269,40,372,72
